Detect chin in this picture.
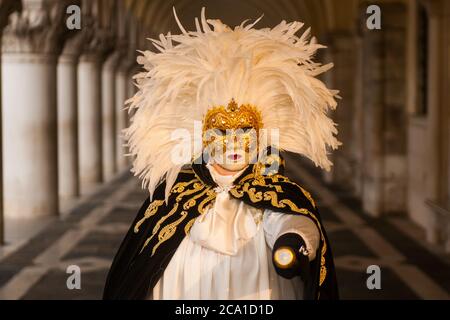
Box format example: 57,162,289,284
218,163,249,172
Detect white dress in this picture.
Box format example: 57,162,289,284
149,164,320,300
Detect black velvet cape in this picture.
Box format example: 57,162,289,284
103,155,338,300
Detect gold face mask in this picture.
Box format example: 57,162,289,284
202,99,263,172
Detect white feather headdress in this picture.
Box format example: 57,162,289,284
125,7,341,201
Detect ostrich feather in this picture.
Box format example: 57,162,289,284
124,7,341,201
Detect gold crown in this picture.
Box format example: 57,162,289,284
202,99,263,133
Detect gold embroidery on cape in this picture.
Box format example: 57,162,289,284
319,241,327,286
198,188,217,214
252,177,284,193
175,182,204,202
171,178,197,194
298,186,316,209
253,155,285,177
139,202,180,254
183,188,217,236
184,217,197,235
179,168,195,174
150,187,213,255
134,200,165,233
271,177,317,209
133,178,197,234
182,187,211,210
146,186,212,256
236,172,255,185
261,190,282,208
151,211,188,256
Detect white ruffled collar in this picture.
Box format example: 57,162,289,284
189,163,260,255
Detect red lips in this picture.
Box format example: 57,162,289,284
228,153,242,161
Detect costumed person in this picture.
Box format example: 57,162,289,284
103,7,341,300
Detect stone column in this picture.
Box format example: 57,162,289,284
125,64,139,166
57,35,85,206
445,1,450,207
352,35,365,197
111,6,132,172
327,33,359,193
424,1,449,245
360,2,408,217
426,4,445,206
115,64,130,171
115,14,138,171
115,59,139,169
77,53,103,194
76,0,116,194
1,1,70,219
0,0,21,242
102,51,122,181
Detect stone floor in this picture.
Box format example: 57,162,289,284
0,155,449,300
